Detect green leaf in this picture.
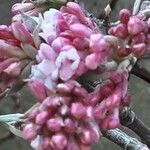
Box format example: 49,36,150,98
0,114,24,123
0,114,24,138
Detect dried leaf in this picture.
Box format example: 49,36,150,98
22,13,38,33
21,43,37,59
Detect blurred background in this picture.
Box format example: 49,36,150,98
0,0,149,150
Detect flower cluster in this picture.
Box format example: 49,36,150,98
23,70,129,150
0,21,37,96
19,2,148,150
109,9,150,58
30,2,110,90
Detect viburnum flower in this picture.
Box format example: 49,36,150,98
0,0,150,149
0,21,39,97
20,2,136,150
109,9,150,58
23,68,130,150
30,2,111,91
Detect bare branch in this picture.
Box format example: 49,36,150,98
103,128,149,150
131,62,150,84
120,107,150,148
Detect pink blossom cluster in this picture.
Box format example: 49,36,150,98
109,9,150,58
0,0,150,149
19,2,146,150
0,21,36,95
23,70,129,150
30,2,110,90
0,1,148,149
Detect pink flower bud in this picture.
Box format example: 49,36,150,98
0,25,17,43
57,82,74,94
79,123,100,145
50,133,67,150
58,84,72,96
66,2,86,22
66,136,80,150
11,22,33,43
119,9,131,24
51,37,70,52
117,48,131,57
110,72,124,85
113,24,128,39
27,107,39,120
75,61,87,76
29,80,47,103
41,137,51,150
0,40,26,58
70,23,92,38
58,19,69,32
86,106,94,119
37,43,57,62
148,18,150,28
47,117,63,132
107,109,120,130
132,32,146,44
94,102,106,121
128,17,144,35
23,124,37,141
0,58,17,73
64,118,76,133
99,83,114,99
12,14,22,22
73,38,89,50
85,53,102,70
73,86,88,98
87,92,99,106
71,102,86,119
122,92,131,106
11,3,35,15
132,43,146,57
42,97,61,109
30,136,43,150
35,111,49,125
59,104,69,116
90,34,108,52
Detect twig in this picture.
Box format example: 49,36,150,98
131,62,150,84
120,107,150,148
103,128,149,150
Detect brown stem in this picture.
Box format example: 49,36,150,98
120,107,150,148
131,62,150,84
